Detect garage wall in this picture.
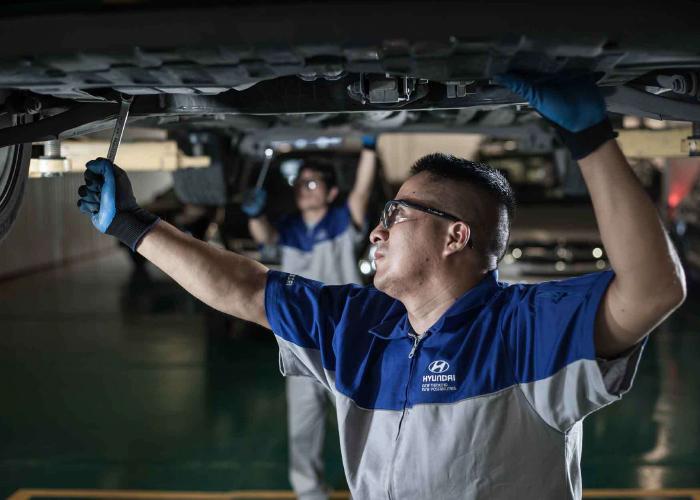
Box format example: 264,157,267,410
0,172,172,280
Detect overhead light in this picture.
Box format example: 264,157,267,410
622,116,642,129
555,261,566,272
596,260,607,270
315,136,342,148
359,260,373,275
643,118,667,130
511,248,522,259
592,247,603,259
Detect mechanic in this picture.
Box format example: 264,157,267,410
77,75,686,499
240,139,378,500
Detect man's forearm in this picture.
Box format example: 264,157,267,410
249,216,278,245
348,149,377,225
137,220,270,328
354,149,377,193
579,140,684,292
579,140,685,351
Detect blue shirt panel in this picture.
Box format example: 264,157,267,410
265,269,615,411
265,271,407,409
499,270,615,384
276,203,353,252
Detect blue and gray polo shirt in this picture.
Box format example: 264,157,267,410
276,202,363,285
264,269,645,499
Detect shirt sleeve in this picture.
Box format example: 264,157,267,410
265,270,357,390
501,270,647,432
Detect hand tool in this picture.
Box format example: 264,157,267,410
106,95,134,162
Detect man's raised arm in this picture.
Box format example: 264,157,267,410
497,74,686,358
348,135,379,227
578,140,684,357
241,188,279,246
77,158,270,328
138,221,269,327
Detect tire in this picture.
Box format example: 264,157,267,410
0,114,32,243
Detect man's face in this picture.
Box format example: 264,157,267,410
369,172,460,297
294,168,332,211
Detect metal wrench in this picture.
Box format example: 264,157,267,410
106,95,134,162
255,146,275,190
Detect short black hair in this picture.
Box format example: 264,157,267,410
410,153,516,265
300,160,337,189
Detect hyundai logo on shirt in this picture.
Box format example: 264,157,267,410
428,360,450,374
423,360,456,390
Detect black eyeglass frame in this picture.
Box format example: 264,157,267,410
293,179,321,191
380,199,473,248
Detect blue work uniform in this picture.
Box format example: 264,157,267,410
275,201,365,500
276,202,364,285
265,268,645,500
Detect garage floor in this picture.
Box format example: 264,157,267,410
1,250,699,498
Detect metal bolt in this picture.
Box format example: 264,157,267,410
657,73,699,96
35,139,70,177
671,75,687,93
43,140,61,159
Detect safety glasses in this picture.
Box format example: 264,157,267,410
294,179,321,191
380,199,473,247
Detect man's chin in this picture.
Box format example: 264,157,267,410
372,272,396,297
371,272,385,290
298,202,325,211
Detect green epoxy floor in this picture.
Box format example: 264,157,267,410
0,251,698,497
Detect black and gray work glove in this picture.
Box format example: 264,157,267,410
77,158,160,251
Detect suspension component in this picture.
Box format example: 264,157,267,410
347,74,428,106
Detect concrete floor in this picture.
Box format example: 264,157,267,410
1,250,699,498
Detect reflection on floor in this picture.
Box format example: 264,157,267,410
9,487,700,499
0,251,698,498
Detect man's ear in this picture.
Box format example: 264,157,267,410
444,221,471,256
327,186,339,204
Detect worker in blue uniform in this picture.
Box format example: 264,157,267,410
241,140,378,500
78,75,686,499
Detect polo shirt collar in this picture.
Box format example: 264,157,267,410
369,270,500,340
367,301,409,340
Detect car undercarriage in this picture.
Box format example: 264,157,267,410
2,1,700,242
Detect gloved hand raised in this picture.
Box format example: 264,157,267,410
495,73,616,159
241,188,267,218
361,134,377,151
77,158,159,251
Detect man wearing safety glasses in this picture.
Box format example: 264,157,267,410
79,75,686,499
241,138,378,500
242,142,377,287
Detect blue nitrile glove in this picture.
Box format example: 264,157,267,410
494,73,617,159
361,134,377,150
241,188,267,218
77,158,160,251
